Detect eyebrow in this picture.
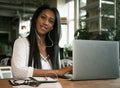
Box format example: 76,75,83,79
41,13,55,20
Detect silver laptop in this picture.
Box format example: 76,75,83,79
64,40,120,80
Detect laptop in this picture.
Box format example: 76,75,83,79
64,40,120,80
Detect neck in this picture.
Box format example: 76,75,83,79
36,33,46,45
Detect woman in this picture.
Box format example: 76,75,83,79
11,4,72,79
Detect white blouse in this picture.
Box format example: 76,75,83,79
11,37,52,79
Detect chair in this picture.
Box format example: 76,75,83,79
0,66,13,79
0,58,9,66
0,70,3,78
61,59,72,68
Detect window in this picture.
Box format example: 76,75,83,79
59,0,74,47
19,19,30,37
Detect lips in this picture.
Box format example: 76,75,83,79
40,25,48,31
44,26,48,30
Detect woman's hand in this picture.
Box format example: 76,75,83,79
33,66,72,77
56,66,72,77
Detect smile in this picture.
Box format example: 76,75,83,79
40,25,48,31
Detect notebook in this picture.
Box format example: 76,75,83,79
64,40,120,80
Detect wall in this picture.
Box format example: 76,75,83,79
0,16,18,55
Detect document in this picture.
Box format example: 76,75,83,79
9,77,62,88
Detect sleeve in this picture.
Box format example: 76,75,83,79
11,38,33,79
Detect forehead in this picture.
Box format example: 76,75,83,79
39,9,55,18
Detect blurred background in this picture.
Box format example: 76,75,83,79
0,0,119,66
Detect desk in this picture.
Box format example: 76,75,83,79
60,78,120,88
0,78,120,88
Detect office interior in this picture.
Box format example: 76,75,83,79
0,0,120,78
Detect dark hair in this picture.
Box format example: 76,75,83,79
27,4,61,69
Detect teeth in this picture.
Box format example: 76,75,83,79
45,26,48,30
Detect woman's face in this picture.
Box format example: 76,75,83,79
36,9,55,35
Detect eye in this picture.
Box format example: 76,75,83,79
49,19,55,24
38,14,55,25
40,15,46,19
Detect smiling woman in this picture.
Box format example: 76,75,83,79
11,4,72,79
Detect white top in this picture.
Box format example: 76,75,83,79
11,37,52,79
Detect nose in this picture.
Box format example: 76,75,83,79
43,19,49,25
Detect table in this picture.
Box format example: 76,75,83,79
60,78,120,88
0,78,120,88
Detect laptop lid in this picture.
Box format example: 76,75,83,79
72,40,119,80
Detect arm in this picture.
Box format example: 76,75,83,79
11,38,33,79
33,66,72,77
11,38,72,79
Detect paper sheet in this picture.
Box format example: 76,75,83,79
13,82,62,88
11,77,62,88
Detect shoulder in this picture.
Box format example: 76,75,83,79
15,37,27,42
14,37,29,46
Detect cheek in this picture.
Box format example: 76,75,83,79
49,23,54,30
36,19,39,27
36,23,39,30
49,26,53,30
47,24,53,31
